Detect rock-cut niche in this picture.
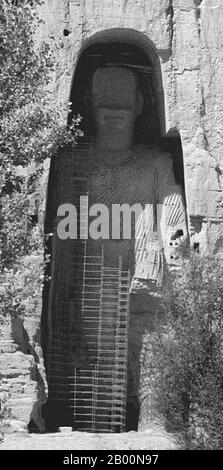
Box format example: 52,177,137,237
42,36,187,433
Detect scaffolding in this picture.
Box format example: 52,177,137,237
47,187,130,433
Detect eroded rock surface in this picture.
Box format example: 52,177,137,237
0,317,47,432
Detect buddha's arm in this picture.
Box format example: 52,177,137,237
158,156,188,267
131,154,188,294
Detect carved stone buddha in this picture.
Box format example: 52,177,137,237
45,65,188,431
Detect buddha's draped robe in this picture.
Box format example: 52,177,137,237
45,144,188,400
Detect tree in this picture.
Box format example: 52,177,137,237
0,0,81,321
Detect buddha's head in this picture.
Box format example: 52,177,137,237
91,66,143,149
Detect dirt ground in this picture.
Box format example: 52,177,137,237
0,429,179,450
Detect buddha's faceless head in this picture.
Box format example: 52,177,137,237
91,67,143,147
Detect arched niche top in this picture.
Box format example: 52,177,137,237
70,28,166,141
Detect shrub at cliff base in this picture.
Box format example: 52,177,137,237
141,255,223,449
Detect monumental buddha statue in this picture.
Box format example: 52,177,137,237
44,65,188,431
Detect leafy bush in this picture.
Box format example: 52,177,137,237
140,255,223,449
0,393,12,436
0,1,81,320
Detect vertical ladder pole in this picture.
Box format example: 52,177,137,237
95,245,104,431
110,256,122,432
92,367,96,432
73,367,77,424
122,269,131,432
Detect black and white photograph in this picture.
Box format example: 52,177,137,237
0,0,223,462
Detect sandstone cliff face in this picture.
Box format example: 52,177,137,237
0,174,49,432
1,0,222,436
0,316,47,432
37,0,222,436
37,0,223,256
